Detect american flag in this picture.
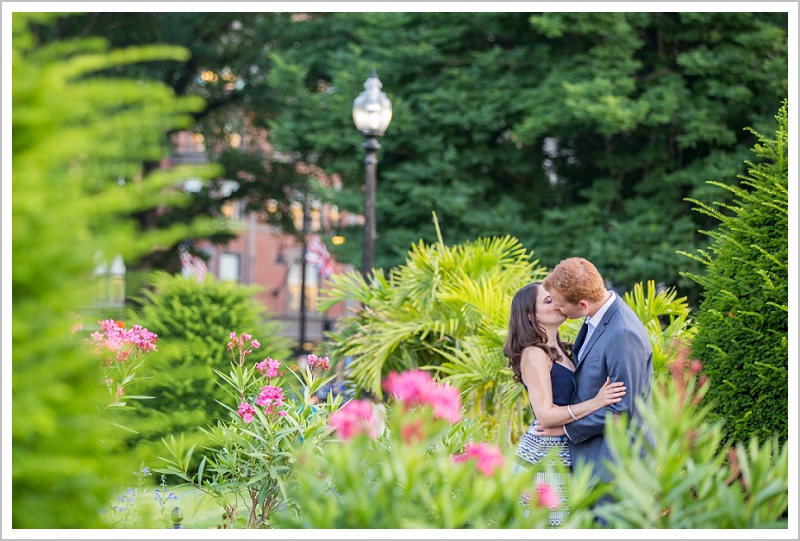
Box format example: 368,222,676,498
179,244,208,283
306,235,334,279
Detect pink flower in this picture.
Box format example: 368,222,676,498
238,402,256,423
383,370,462,423
106,338,122,353
89,320,157,361
384,370,433,405
453,442,505,476
427,383,462,423
536,482,559,509
307,354,330,371
130,325,158,351
251,339,260,349
256,385,286,413
256,358,282,379
329,399,380,440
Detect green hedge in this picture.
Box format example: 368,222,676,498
682,101,788,443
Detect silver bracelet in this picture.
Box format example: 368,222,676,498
567,404,579,421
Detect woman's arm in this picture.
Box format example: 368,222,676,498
521,347,626,428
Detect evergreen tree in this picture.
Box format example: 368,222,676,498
682,101,788,443
11,13,221,527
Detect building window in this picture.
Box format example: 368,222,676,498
218,252,242,282
286,255,319,312
221,200,242,221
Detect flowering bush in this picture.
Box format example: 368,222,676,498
83,318,159,413
273,369,572,528
156,332,341,528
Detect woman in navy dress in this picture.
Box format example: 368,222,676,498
503,282,626,526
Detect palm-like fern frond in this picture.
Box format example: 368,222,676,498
321,230,544,398
623,280,696,373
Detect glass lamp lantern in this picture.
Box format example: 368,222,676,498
352,70,393,137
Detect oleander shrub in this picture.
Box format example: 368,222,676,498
127,272,293,469
598,348,788,528
157,333,340,528
681,101,788,443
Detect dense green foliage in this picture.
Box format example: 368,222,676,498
11,13,220,527
682,102,788,444
273,356,788,529
273,395,566,529
265,12,787,303
127,272,293,464
45,12,789,306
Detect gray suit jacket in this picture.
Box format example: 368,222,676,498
564,294,653,483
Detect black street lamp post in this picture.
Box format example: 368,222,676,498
298,199,310,355
353,70,392,278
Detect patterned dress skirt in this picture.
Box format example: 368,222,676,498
511,424,571,527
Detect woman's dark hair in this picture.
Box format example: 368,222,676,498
502,282,572,385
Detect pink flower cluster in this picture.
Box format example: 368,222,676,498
256,358,283,379
535,482,560,509
307,354,330,371
383,369,462,423
329,399,381,440
235,337,290,423
227,331,260,365
519,482,560,510
452,442,505,477
256,385,286,414
88,319,158,363
237,402,256,423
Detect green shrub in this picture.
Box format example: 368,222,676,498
272,357,787,529
11,14,219,528
681,101,788,443
127,272,293,466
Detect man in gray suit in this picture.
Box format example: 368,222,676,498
535,258,654,510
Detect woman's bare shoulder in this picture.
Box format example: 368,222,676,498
520,345,551,366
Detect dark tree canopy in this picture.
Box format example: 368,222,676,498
46,11,789,305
